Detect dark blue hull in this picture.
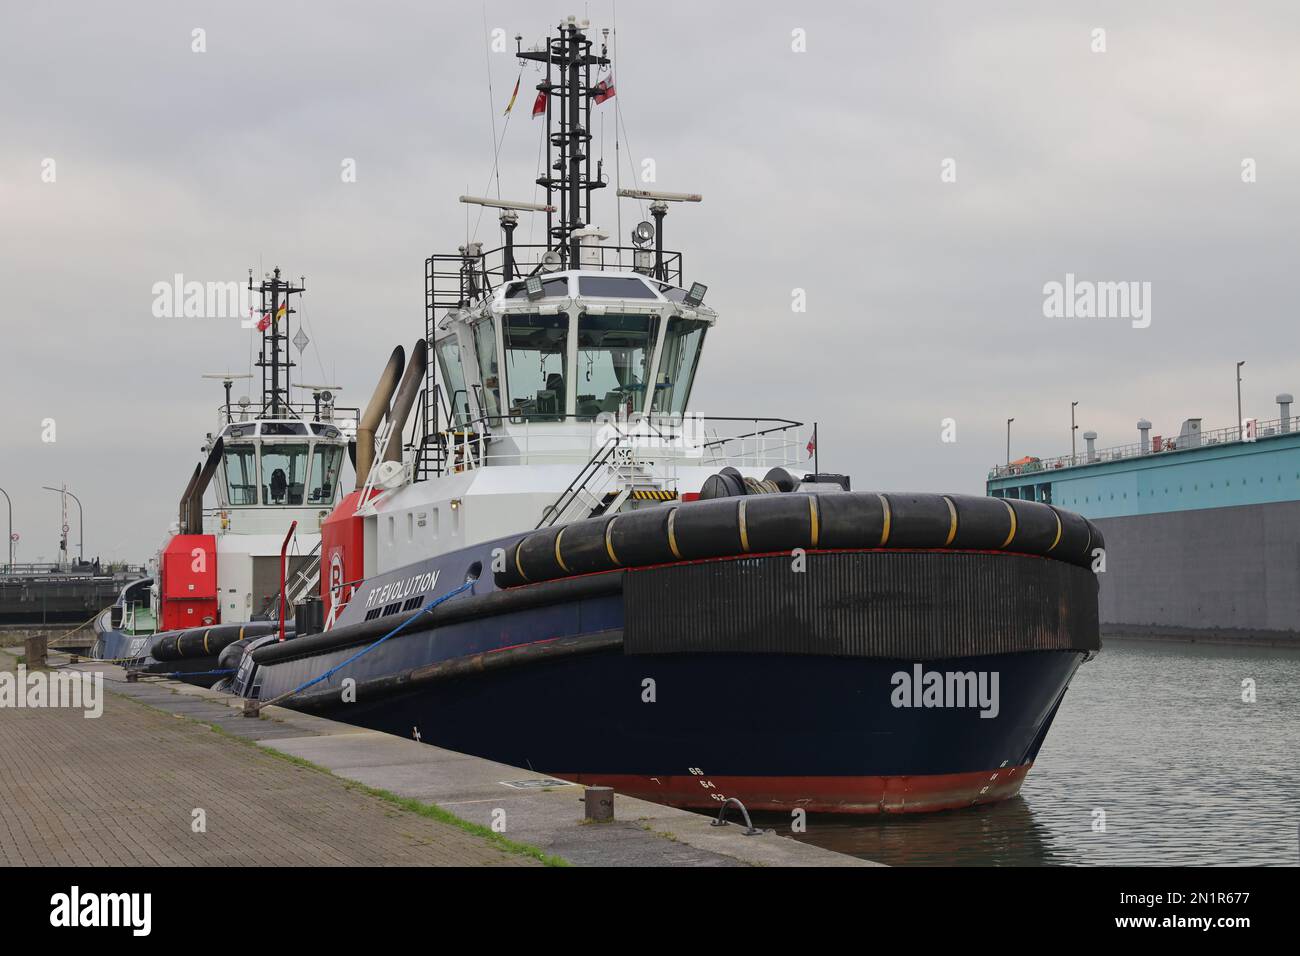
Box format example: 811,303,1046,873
245,543,1096,812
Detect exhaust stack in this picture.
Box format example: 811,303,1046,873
355,346,405,490
382,341,429,464
1083,431,1098,462
1137,419,1152,454
1278,393,1293,434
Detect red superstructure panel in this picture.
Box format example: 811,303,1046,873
160,533,218,631
321,490,374,623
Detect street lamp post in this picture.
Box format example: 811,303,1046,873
1006,418,1014,467
1236,361,1246,441
1071,402,1079,464
0,486,11,570
42,486,83,565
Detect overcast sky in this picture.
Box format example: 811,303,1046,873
3,0,1299,562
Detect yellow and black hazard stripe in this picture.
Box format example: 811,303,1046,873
629,489,678,501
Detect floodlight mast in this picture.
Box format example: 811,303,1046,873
616,189,705,281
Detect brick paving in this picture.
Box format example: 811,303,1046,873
0,665,539,866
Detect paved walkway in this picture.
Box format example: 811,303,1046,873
0,654,536,866
0,647,869,867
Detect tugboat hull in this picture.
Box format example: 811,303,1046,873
242,492,1101,814
276,647,1080,814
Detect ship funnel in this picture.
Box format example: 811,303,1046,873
1083,430,1098,462
1137,419,1152,454
1277,393,1293,433
356,346,405,491
382,341,428,464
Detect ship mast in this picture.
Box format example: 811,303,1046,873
519,16,609,267
250,267,305,418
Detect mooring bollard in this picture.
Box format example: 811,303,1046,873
125,670,139,683
241,699,260,718
69,654,80,664
583,786,615,822
24,633,48,669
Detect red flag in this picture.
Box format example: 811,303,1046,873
531,90,547,118
257,312,271,332
806,433,816,459
593,76,615,104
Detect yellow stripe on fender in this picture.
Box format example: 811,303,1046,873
667,508,682,560
808,496,820,548
554,527,570,573
1000,500,1017,548
738,499,750,552
877,494,892,546
1047,510,1062,552
942,496,958,547
514,543,529,582
605,517,622,565
203,629,212,655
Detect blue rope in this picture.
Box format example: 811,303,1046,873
282,579,474,700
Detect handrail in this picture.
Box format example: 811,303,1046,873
535,437,621,529
990,414,1299,479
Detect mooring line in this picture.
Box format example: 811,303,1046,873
256,579,474,711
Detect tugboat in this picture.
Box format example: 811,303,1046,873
93,270,357,683
230,16,1104,813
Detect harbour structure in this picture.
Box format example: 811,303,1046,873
988,395,1300,643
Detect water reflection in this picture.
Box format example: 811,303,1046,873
787,638,1300,866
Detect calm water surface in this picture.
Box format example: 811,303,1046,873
787,639,1300,865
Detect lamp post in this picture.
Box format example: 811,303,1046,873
1006,418,1014,467
0,486,11,570
42,486,83,564
1236,361,1245,441
1071,402,1079,464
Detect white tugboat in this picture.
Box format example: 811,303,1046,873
94,269,357,682
232,16,1103,815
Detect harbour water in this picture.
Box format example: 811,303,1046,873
787,639,1300,866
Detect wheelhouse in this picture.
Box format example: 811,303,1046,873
215,419,348,508
432,270,714,428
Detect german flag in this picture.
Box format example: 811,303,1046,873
503,72,521,116
275,301,288,322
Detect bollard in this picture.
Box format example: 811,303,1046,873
69,654,80,665
125,670,139,683
241,699,260,718
583,786,615,822
24,633,48,669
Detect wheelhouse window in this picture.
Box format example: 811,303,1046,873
308,444,344,503
652,317,708,415
503,312,568,421
261,443,308,505
578,275,658,299
436,336,470,427
576,312,659,419
471,317,501,420
222,444,259,506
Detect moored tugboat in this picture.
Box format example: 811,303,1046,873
230,15,1104,813
93,270,357,684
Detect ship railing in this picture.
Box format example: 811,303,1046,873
989,414,1299,479
427,243,685,312
424,414,810,476
214,400,361,432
